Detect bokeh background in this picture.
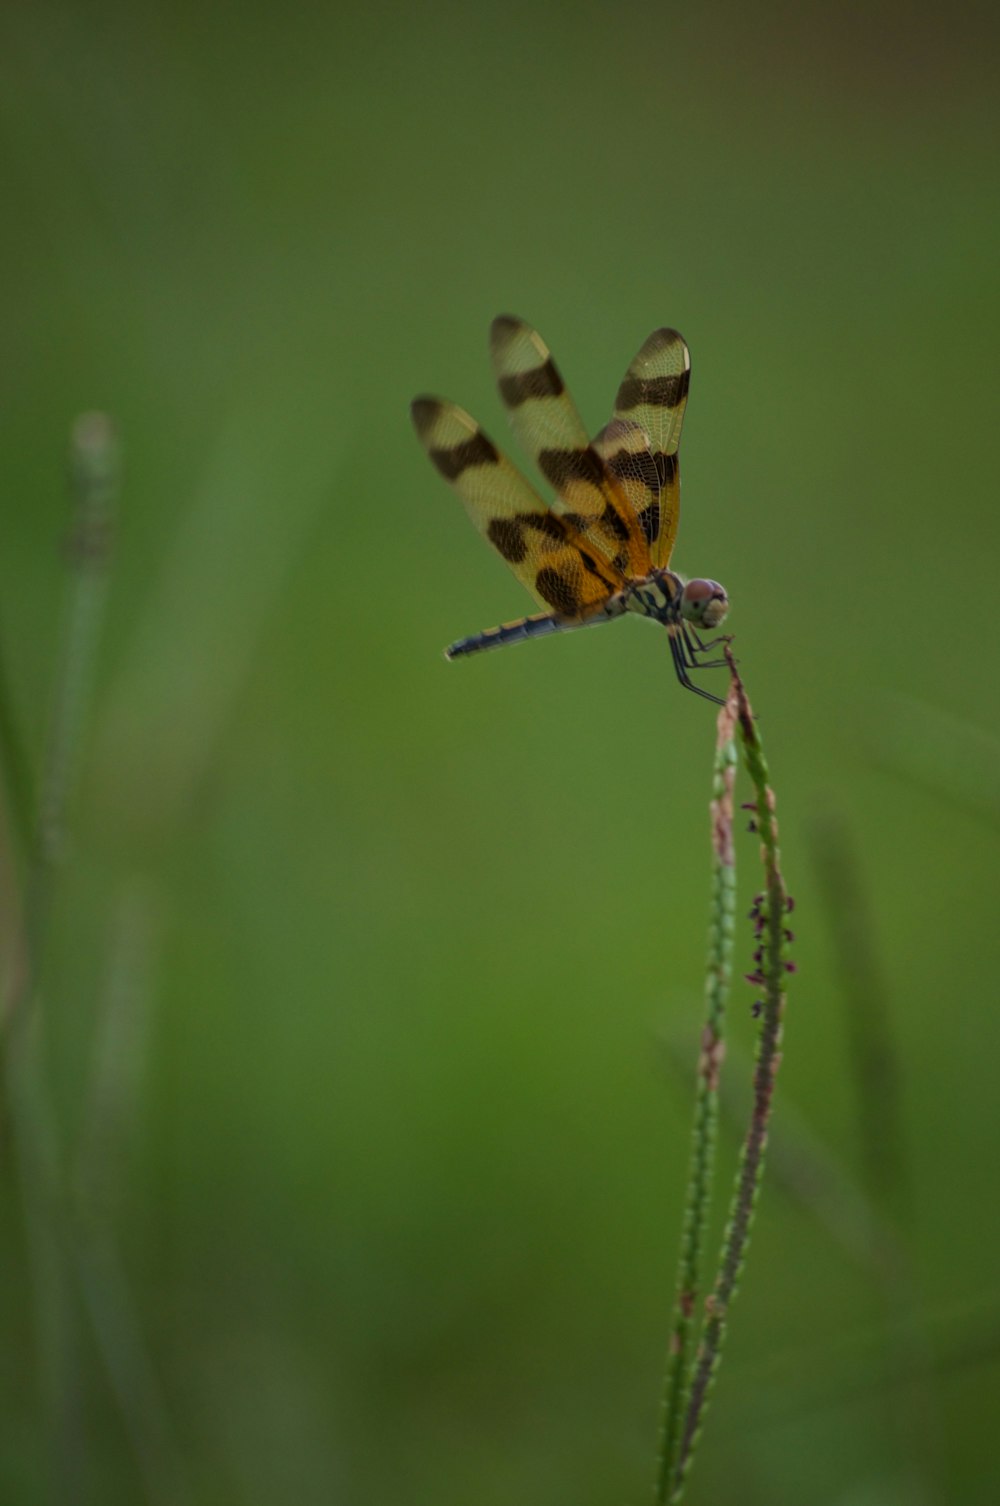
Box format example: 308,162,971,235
1,1,998,1502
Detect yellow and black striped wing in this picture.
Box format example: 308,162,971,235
489,315,652,580
596,327,691,568
411,396,625,618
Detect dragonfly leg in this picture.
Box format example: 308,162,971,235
680,625,729,671
669,632,727,705
688,628,733,656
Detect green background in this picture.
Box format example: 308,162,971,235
1,1,998,1501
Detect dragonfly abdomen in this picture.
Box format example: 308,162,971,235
446,613,565,659
446,599,627,660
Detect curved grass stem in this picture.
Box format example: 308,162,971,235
656,695,738,1500
656,649,792,1504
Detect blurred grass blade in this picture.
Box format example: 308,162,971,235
76,879,159,1213
875,694,1000,827
3,412,118,1500
0,639,35,859
91,394,340,845
17,413,118,1012
3,416,187,1503
661,1029,902,1273
809,811,906,1216
810,809,941,1502
41,411,117,857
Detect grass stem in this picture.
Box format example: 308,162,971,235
665,649,792,1502
656,693,738,1500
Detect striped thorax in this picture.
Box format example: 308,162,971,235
626,570,729,629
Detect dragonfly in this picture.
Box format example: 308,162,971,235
410,316,730,702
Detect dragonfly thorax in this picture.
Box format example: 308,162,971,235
625,569,684,624
626,570,729,632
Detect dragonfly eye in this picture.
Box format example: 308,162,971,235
681,578,729,629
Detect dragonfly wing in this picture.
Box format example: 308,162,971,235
593,416,665,563
489,315,652,579
411,396,625,618
603,327,690,568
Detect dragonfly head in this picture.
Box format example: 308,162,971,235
680,578,729,630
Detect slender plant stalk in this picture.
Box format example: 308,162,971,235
74,882,189,1505
20,414,118,1006
0,419,190,1505
0,641,35,859
667,649,792,1503
656,693,738,1500
2,415,117,1501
